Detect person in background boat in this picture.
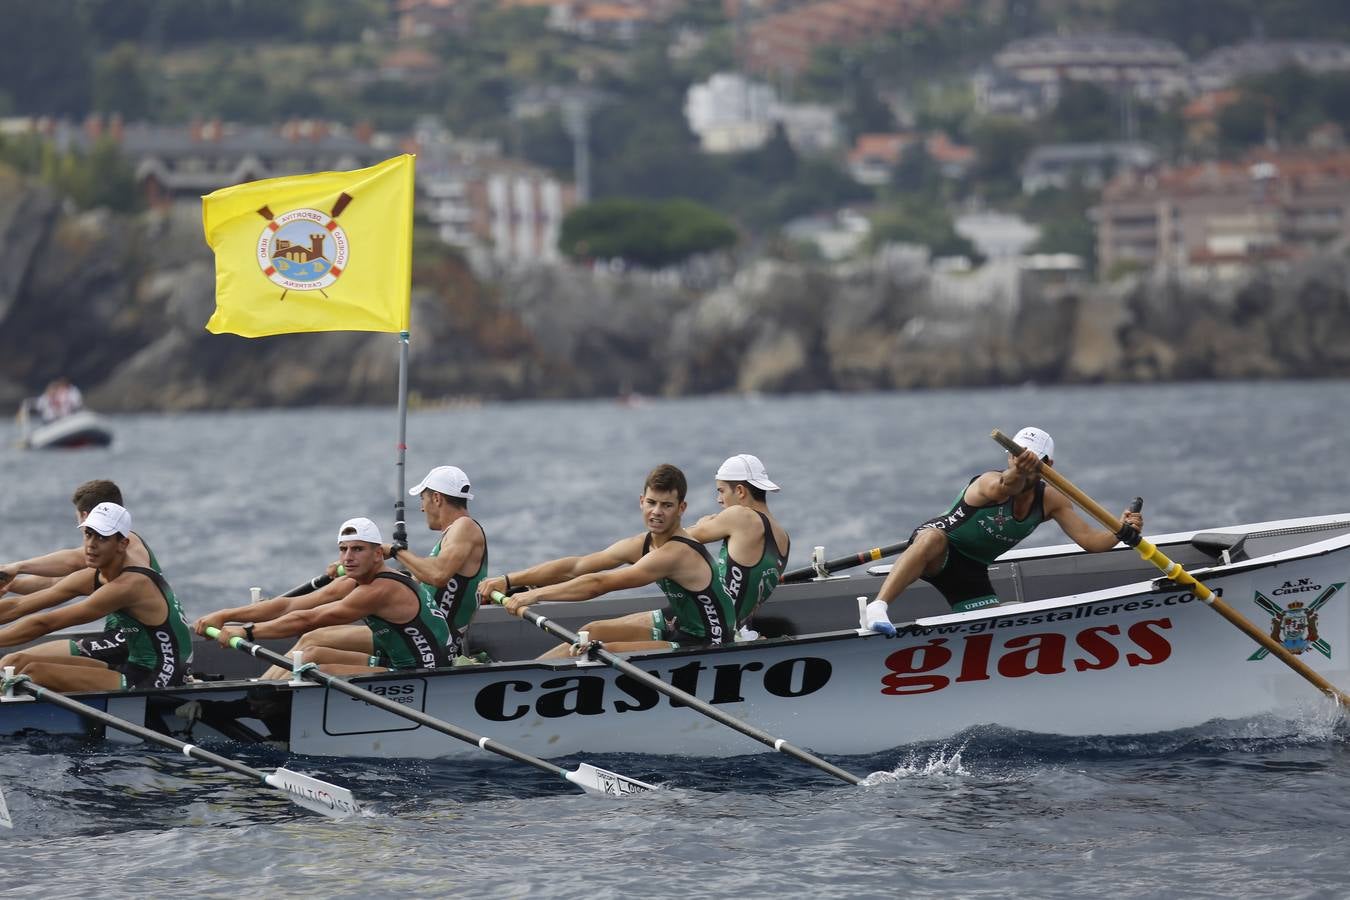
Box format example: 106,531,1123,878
253,465,487,672
866,427,1145,635
34,376,83,424
0,480,162,603
685,454,791,640
195,517,453,677
489,464,738,659
0,503,192,691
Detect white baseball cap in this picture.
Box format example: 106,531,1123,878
409,465,474,500
715,454,780,492
338,517,383,545
1013,426,1055,461
80,502,132,538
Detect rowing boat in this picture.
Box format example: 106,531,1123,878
4,513,1347,757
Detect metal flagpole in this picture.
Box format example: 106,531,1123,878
393,330,410,549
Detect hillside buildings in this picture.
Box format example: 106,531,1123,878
1095,151,1350,280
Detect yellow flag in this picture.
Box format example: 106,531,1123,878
202,154,414,337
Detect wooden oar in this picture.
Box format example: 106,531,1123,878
205,627,655,796
490,592,864,786
991,428,1350,707
781,540,910,584
2,676,361,820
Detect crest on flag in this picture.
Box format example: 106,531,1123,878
257,197,352,294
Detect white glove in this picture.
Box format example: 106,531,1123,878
736,625,760,642
866,599,896,636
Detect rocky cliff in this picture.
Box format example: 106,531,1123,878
1,170,1348,412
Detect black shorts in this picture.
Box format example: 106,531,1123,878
72,632,186,689
71,630,129,666
911,527,998,608
652,609,722,649
122,662,169,690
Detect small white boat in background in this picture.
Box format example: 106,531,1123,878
15,407,114,450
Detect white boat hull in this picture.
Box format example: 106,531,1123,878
285,547,1348,757
4,515,1348,758
19,410,113,449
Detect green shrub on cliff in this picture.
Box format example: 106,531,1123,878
559,198,737,268
0,134,141,213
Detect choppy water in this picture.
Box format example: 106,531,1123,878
1,382,1348,896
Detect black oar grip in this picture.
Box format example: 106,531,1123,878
1116,497,1144,546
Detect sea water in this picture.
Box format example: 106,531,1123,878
0,381,1347,897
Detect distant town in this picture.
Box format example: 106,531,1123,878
3,0,1349,285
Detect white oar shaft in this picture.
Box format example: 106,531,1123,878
207,627,655,796
10,680,361,819
494,595,863,786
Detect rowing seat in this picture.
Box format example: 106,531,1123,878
1190,531,1248,564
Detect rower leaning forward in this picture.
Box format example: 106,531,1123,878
0,502,193,691
194,517,454,678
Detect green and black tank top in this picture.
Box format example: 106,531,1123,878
418,520,488,635
920,477,1047,565
716,511,790,625
95,564,193,686
367,571,453,670
653,537,737,645
100,531,162,632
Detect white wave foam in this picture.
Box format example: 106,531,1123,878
863,743,970,784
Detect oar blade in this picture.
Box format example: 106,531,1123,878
0,784,12,829
265,767,364,820
566,763,657,797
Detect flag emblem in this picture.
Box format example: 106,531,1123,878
257,197,352,295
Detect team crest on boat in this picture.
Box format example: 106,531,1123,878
255,193,354,295
1248,582,1343,660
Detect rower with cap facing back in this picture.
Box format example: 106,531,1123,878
686,454,791,638
865,427,1145,635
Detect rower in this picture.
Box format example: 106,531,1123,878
0,502,193,691
263,465,487,668
483,464,738,659
686,454,791,639
195,517,454,677
866,427,1145,635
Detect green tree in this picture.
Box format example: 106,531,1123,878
559,198,737,267
868,198,978,260
0,0,93,115
93,43,154,120
1030,218,1096,270
1046,82,1119,143
969,117,1037,198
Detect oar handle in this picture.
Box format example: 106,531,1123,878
490,592,864,786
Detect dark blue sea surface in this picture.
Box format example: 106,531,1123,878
1,382,1348,896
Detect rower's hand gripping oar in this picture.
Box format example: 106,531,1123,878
0,670,361,821
781,539,911,584
991,429,1350,707
491,592,865,786
205,627,655,797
